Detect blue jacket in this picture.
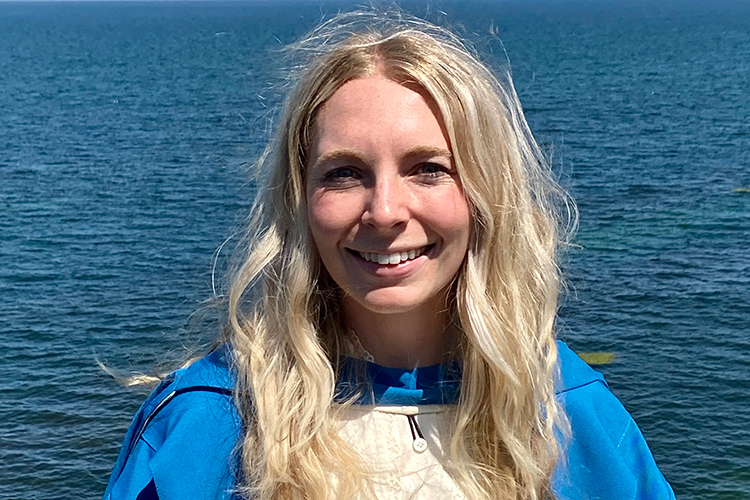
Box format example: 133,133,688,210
103,342,676,499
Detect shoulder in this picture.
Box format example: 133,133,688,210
556,340,606,393
553,341,675,500
103,345,242,500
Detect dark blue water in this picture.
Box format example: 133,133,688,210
1,1,748,498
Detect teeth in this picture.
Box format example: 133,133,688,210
358,247,426,265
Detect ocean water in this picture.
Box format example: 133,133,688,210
1,1,749,498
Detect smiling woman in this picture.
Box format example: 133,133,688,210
307,77,470,367
103,8,675,500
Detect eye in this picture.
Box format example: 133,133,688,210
323,166,359,183
417,162,451,177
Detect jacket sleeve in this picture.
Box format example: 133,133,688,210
553,377,676,500
103,386,241,500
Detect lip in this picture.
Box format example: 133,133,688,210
357,246,429,264
346,244,434,277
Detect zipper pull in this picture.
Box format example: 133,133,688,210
407,414,428,453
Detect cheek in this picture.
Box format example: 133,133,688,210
432,192,472,245
307,193,355,245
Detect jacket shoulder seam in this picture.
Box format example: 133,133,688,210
556,377,606,395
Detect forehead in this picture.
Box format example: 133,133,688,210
311,76,450,158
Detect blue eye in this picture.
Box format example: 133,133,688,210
320,167,362,186
418,162,450,176
325,167,356,180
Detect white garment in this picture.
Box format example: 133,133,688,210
338,404,467,500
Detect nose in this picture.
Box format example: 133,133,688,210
361,176,409,229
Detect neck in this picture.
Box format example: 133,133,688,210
343,296,455,369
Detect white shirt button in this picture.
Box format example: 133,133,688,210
413,438,428,453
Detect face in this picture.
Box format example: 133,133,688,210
306,76,471,318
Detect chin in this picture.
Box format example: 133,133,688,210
352,289,440,316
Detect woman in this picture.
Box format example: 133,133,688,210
104,11,675,500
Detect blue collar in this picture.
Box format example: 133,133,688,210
335,357,461,405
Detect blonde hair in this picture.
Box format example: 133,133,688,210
228,9,573,500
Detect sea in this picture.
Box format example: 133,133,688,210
1,1,748,498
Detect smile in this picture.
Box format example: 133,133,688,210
355,246,429,265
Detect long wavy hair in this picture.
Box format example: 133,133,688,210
227,10,573,500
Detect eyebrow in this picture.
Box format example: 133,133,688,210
311,146,453,169
405,146,453,160
311,148,368,169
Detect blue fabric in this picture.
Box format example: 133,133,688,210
103,341,675,500
103,346,241,500
335,358,461,405
552,342,675,499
